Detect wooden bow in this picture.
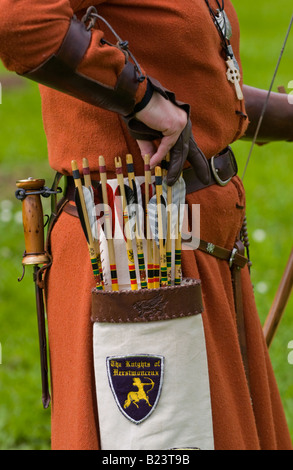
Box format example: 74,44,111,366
263,248,293,348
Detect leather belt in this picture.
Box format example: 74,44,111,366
183,146,238,194
63,145,238,203
197,239,248,269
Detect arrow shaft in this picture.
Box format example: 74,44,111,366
71,160,103,289
83,158,104,289
155,167,168,287
126,154,147,288
99,156,119,291
144,155,154,289
115,157,138,290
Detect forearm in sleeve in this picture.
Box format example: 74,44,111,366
0,1,147,116
242,85,293,142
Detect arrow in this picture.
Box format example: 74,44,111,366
155,166,168,287
82,158,104,289
115,156,138,290
126,154,147,289
71,160,103,289
99,156,119,291
144,154,154,289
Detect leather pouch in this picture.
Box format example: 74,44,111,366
91,279,214,450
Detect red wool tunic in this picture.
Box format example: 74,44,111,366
0,0,291,450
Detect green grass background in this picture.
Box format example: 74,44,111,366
0,1,292,450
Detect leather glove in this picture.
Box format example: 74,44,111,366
123,77,211,186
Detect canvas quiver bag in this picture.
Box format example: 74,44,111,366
91,277,214,450
62,166,215,450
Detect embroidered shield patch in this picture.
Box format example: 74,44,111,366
106,355,164,424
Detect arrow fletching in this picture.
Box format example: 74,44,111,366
148,194,159,246
178,175,186,233
82,185,98,241
74,187,89,244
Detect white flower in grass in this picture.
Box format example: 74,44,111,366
0,246,12,258
288,341,293,365
252,229,267,243
256,281,268,294
14,211,23,224
0,208,12,223
1,200,13,210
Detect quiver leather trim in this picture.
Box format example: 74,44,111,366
91,278,203,323
21,16,143,116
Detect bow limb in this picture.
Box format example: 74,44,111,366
263,248,293,348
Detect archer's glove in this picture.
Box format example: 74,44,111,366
123,77,210,186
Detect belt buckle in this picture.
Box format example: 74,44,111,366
229,247,238,268
210,155,232,187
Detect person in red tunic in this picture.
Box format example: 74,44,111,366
0,0,292,450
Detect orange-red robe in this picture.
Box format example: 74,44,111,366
0,0,291,450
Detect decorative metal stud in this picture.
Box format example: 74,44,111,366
207,243,215,254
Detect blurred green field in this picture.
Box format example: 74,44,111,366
0,1,292,450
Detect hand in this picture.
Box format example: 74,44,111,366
123,76,210,186
135,91,188,168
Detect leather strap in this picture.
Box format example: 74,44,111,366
55,16,91,68
22,17,142,116
197,239,248,269
230,240,250,390
33,265,51,409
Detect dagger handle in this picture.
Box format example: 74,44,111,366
16,178,50,266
